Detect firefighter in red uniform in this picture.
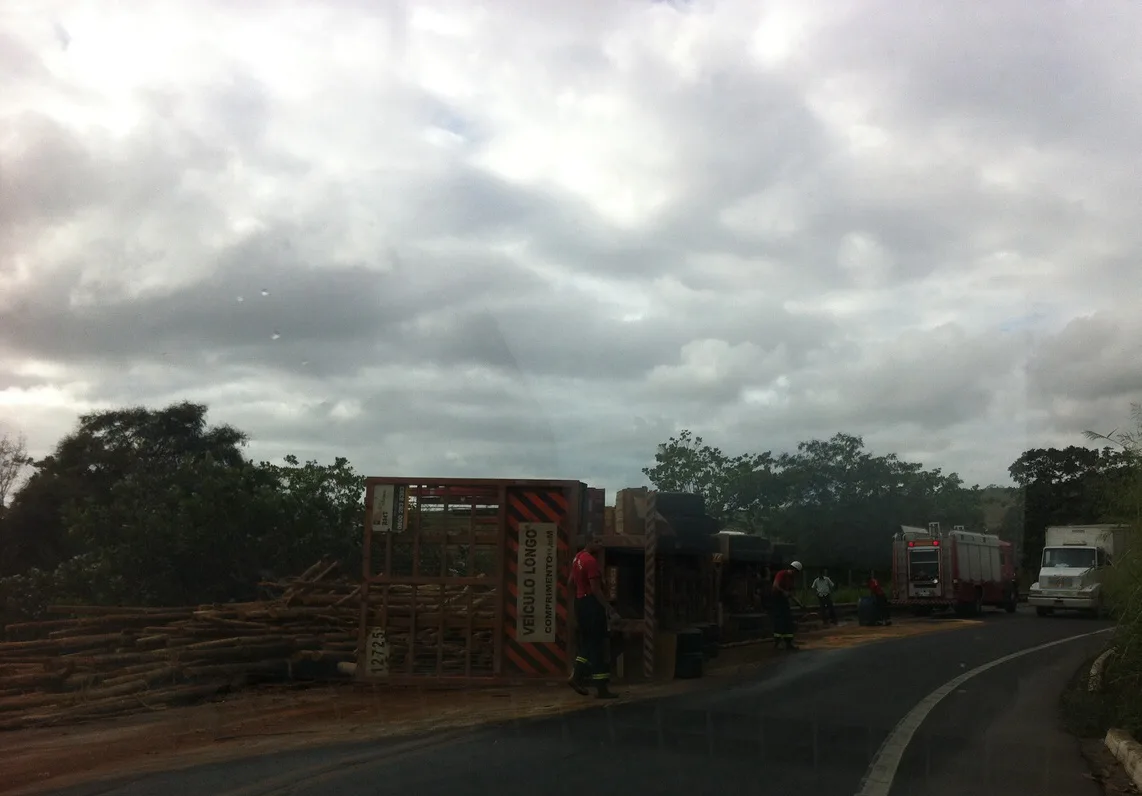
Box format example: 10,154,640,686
568,536,620,699
771,560,803,650
868,571,892,626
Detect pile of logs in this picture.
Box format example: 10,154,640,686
0,558,359,731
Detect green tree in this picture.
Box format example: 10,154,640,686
257,455,365,576
0,429,31,509
65,457,282,605
643,430,984,569
0,402,249,576
768,433,982,568
641,430,781,526
1080,404,1142,734
1005,445,1127,569
1085,404,1142,527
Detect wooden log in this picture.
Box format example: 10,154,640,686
0,670,65,690
46,605,195,616
282,561,340,602
58,652,151,667
100,665,181,689
0,682,227,730
0,691,75,714
8,612,192,639
181,661,287,679
0,632,130,654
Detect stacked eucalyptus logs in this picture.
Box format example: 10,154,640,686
0,558,360,731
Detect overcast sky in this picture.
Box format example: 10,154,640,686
2,0,1141,498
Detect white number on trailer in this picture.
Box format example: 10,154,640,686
366,627,389,677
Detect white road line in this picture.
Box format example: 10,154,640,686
854,627,1114,796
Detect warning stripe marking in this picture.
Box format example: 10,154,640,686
504,488,572,676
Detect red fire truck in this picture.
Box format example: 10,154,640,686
891,523,1019,617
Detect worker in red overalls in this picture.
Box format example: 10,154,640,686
868,571,892,626
771,560,803,650
568,536,620,699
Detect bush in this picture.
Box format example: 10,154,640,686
0,553,117,631
1103,532,1142,736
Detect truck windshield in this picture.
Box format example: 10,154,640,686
1041,547,1097,569
908,549,939,581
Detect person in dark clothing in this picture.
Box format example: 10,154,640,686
568,537,620,699
868,571,891,626
771,560,803,650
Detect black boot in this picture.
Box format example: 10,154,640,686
595,681,619,699
567,674,588,696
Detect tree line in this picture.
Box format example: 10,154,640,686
643,429,1141,570
1,401,1139,623
0,403,364,621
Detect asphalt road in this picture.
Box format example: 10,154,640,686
49,607,1113,796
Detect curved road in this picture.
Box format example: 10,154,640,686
49,608,1111,796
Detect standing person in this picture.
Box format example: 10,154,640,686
868,571,891,626
812,569,838,625
568,536,620,699
771,560,803,650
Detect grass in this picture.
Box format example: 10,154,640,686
1060,651,1114,738
1061,533,1142,739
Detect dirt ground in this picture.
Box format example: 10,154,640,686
1081,738,1141,795
1,616,973,796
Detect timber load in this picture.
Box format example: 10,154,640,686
0,558,364,731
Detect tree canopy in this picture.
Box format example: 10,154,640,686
3,399,1139,621
645,430,985,567
0,403,364,620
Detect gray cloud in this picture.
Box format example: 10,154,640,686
2,0,1141,497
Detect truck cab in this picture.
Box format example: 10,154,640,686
1029,525,1125,616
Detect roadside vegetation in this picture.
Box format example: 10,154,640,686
0,400,1139,636
1075,404,1142,737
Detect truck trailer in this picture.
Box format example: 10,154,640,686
1028,524,1130,617
891,523,1018,617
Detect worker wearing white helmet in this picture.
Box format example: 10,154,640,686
771,560,803,650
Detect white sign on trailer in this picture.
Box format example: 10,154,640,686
517,522,558,644
371,484,408,535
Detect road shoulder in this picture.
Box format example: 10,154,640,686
888,630,1107,796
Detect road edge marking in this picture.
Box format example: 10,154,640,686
853,627,1114,796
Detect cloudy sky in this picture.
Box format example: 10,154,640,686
2,0,1141,497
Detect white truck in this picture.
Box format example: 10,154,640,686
1029,524,1129,617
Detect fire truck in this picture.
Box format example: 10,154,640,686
891,523,1019,617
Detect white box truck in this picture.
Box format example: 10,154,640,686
1028,524,1130,617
